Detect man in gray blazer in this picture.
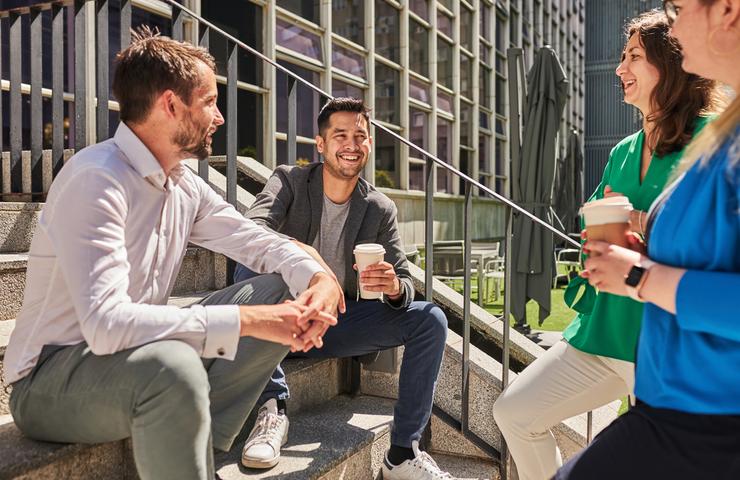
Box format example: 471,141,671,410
234,98,450,480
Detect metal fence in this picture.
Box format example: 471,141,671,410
0,1,585,477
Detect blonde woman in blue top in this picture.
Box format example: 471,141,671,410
555,1,740,479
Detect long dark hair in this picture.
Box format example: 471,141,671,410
624,10,725,156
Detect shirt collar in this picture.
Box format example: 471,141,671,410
113,122,187,189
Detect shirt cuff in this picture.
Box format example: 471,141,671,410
203,305,241,360
286,259,326,298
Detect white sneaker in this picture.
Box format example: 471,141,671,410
241,399,289,469
382,441,455,479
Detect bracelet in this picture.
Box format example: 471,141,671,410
638,211,644,235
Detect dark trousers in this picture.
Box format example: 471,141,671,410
235,264,448,448
554,401,740,480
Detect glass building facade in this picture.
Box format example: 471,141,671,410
2,0,585,201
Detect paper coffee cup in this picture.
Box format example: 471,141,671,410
353,243,386,300
580,196,633,250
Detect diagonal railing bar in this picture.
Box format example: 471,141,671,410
161,0,580,250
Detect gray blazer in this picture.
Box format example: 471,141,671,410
246,163,414,309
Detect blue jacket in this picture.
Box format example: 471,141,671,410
636,128,740,414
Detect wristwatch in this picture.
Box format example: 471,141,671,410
624,259,656,302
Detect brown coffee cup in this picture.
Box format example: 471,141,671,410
580,196,633,253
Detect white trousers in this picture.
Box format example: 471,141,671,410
492,340,634,480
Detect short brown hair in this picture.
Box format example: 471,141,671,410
624,10,725,156
112,27,217,123
317,97,371,137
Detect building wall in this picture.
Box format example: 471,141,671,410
584,0,660,196
1,0,585,244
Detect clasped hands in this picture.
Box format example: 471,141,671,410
239,271,344,353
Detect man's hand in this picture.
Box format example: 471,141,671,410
356,261,402,300
238,303,337,352
293,241,346,314
287,271,343,352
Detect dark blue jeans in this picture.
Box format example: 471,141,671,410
235,264,448,448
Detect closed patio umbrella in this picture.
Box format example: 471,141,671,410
554,130,584,236
511,46,568,327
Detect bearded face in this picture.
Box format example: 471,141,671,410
172,108,215,160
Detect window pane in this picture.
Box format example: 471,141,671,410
277,140,319,165
276,18,323,61
481,44,491,66
496,117,506,135
479,135,490,173
510,11,519,45
332,79,364,100
437,12,452,38
460,103,472,147
409,108,428,153
375,0,400,63
409,77,431,104
495,76,506,116
437,91,453,114
438,0,453,11
480,67,491,108
495,138,506,176
460,6,473,51
458,148,470,192
480,4,491,41
437,38,452,88
496,15,506,53
375,129,399,189
460,55,473,100
332,0,364,46
276,61,321,138
211,87,263,161
437,118,452,193
409,0,429,21
480,111,490,130
277,0,319,24
409,18,429,77
202,1,262,87
332,44,366,77
409,162,427,191
375,64,400,124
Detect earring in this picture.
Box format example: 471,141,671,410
708,26,740,57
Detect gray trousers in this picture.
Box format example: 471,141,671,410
9,274,291,480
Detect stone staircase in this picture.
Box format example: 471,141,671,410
0,160,620,479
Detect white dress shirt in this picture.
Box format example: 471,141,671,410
4,123,324,384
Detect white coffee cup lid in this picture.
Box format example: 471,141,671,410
580,195,632,225
353,243,386,255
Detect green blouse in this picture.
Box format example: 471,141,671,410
562,116,711,362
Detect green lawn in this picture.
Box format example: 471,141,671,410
483,287,576,332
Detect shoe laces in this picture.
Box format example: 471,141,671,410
248,409,284,445
408,451,453,479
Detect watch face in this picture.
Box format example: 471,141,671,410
625,266,644,287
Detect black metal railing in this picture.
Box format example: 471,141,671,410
0,1,586,477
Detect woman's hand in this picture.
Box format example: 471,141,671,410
581,240,646,296
604,185,647,235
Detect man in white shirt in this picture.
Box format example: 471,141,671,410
3,29,341,480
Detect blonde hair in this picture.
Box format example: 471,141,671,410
676,94,740,173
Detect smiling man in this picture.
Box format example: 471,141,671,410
4,29,342,480
233,98,452,479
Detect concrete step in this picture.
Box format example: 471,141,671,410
0,247,227,323
215,394,499,480
362,327,620,466
0,353,341,479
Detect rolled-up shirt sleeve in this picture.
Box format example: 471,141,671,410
189,177,326,298
44,167,241,359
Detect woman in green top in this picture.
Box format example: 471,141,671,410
492,11,725,480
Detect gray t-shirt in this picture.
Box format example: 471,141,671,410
312,194,351,288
